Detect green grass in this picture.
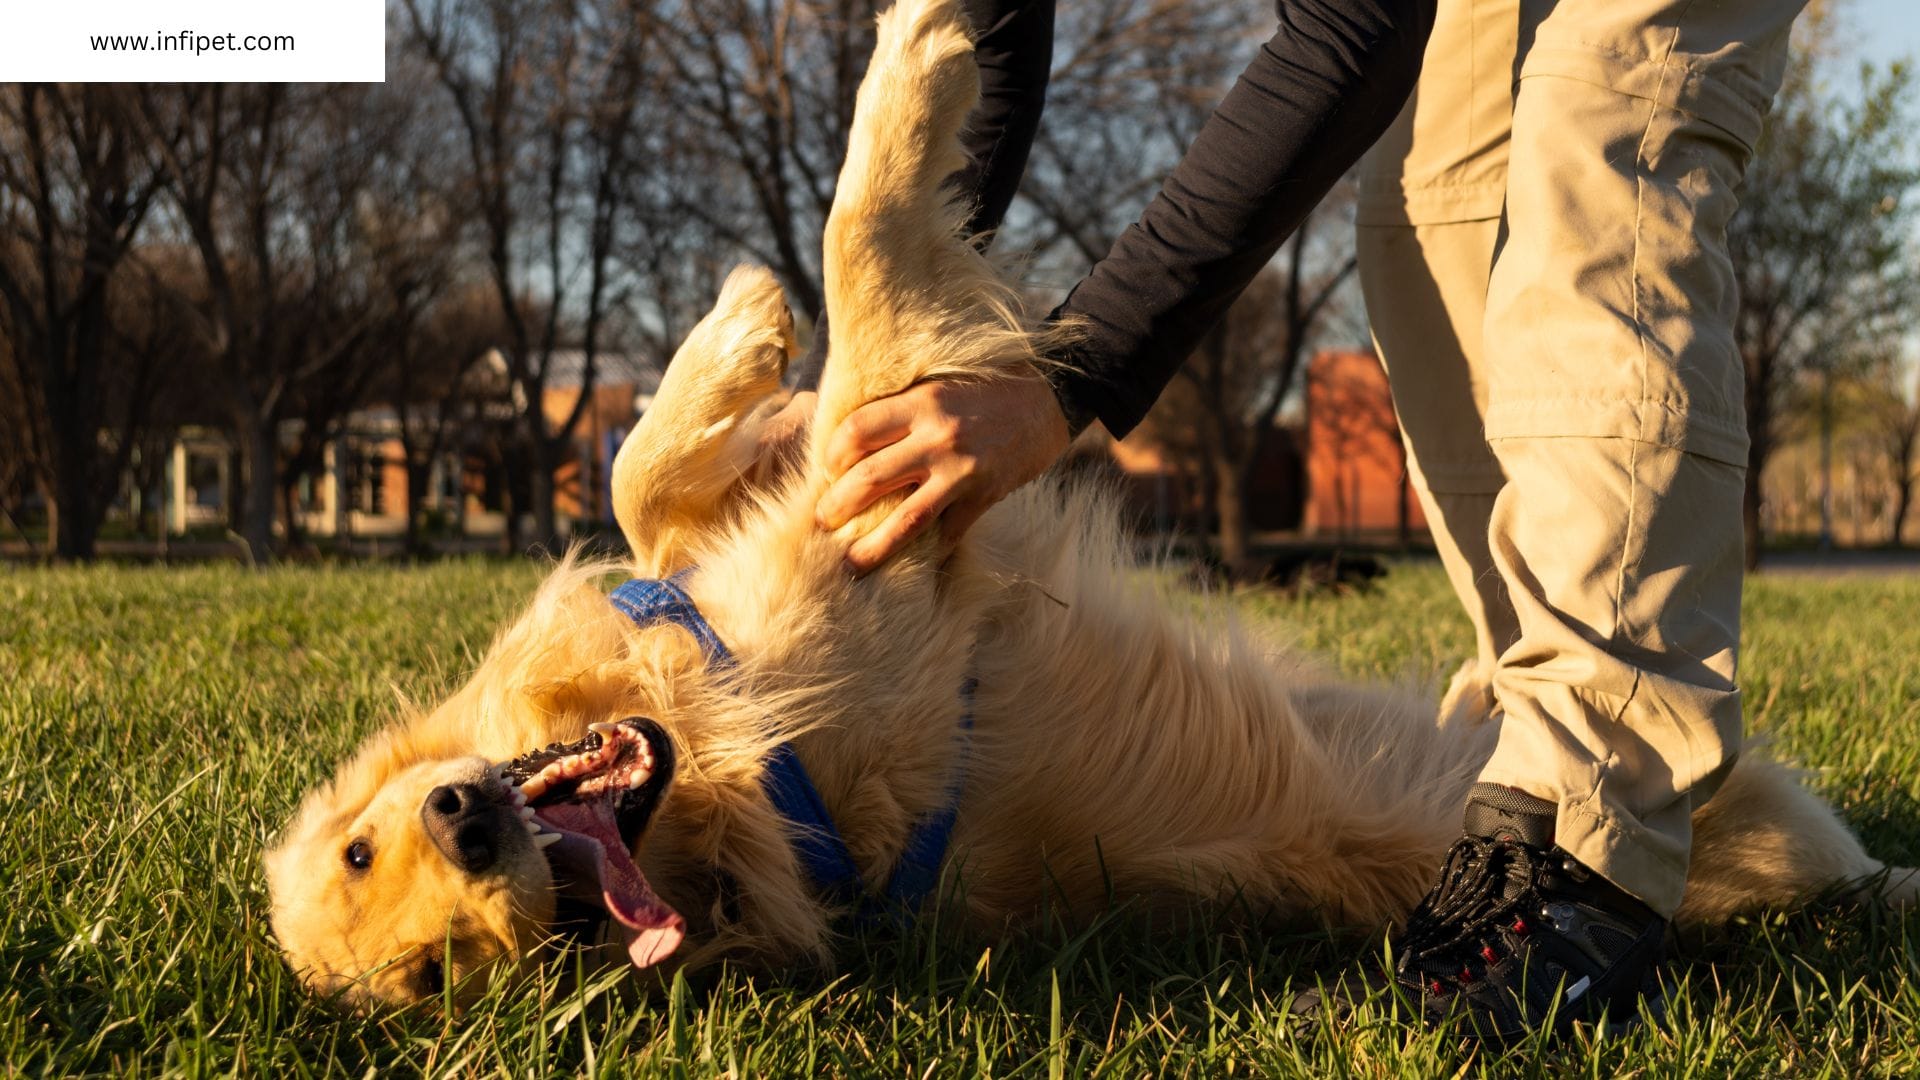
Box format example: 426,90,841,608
6,560,1920,1077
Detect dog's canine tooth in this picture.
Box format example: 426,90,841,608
532,832,561,850
589,721,618,738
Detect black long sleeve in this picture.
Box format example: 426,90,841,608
791,0,1055,390
1050,0,1435,438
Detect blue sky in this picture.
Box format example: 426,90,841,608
1846,0,1916,71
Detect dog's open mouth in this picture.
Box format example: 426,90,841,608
497,717,685,969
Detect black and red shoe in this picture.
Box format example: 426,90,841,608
1292,784,1668,1039
1391,784,1668,1038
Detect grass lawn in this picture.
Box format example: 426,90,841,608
6,559,1920,1077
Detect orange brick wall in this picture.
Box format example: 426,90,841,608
546,382,646,522
1305,349,1425,537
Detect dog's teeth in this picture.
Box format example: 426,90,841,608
518,806,535,821
589,721,618,737
628,769,649,789
523,820,540,834
520,778,548,799
511,789,527,807
532,832,562,850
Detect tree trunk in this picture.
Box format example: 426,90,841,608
225,441,246,537
233,411,277,564
1743,370,1772,570
50,476,97,561
1818,369,1834,552
1214,454,1250,577
498,443,524,556
404,459,431,557
453,456,470,543
529,442,558,551
49,426,99,561
280,473,306,553
1896,483,1914,548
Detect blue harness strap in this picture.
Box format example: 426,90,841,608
608,575,968,917
760,742,866,902
610,575,733,668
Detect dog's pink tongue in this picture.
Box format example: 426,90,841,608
534,803,686,968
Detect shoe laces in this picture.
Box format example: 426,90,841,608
1399,834,1542,974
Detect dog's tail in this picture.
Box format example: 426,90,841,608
1877,866,1920,908
810,0,1041,459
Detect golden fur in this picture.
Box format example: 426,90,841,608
266,0,1917,1007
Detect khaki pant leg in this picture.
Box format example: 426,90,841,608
1475,0,1803,917
1361,225,1516,683
1358,0,1522,689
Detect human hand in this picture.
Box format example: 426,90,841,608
816,376,1071,574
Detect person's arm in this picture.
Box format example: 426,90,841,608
1046,0,1434,438
788,0,1055,391
823,0,1436,573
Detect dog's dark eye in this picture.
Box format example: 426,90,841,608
344,839,373,870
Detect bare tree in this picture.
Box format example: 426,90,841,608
136,83,416,562
1138,236,1354,572
0,302,38,550
0,86,172,560
618,135,742,367
388,287,513,555
400,0,653,548
1013,0,1355,570
109,251,220,540
638,0,885,324
1014,0,1253,268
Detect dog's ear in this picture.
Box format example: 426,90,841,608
611,265,795,573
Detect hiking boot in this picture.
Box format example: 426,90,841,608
1388,783,1669,1039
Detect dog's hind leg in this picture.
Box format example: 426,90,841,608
808,0,1049,507
610,266,797,576
1677,752,1920,924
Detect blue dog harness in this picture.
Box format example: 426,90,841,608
609,575,971,918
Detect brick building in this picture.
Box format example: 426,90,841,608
1304,349,1424,539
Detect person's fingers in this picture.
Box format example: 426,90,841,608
825,395,917,477
845,477,957,574
816,437,933,529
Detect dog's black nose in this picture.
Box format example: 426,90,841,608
421,783,503,873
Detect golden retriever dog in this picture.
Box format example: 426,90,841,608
265,0,1917,1008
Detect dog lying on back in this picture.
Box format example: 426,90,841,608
265,0,1916,1008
